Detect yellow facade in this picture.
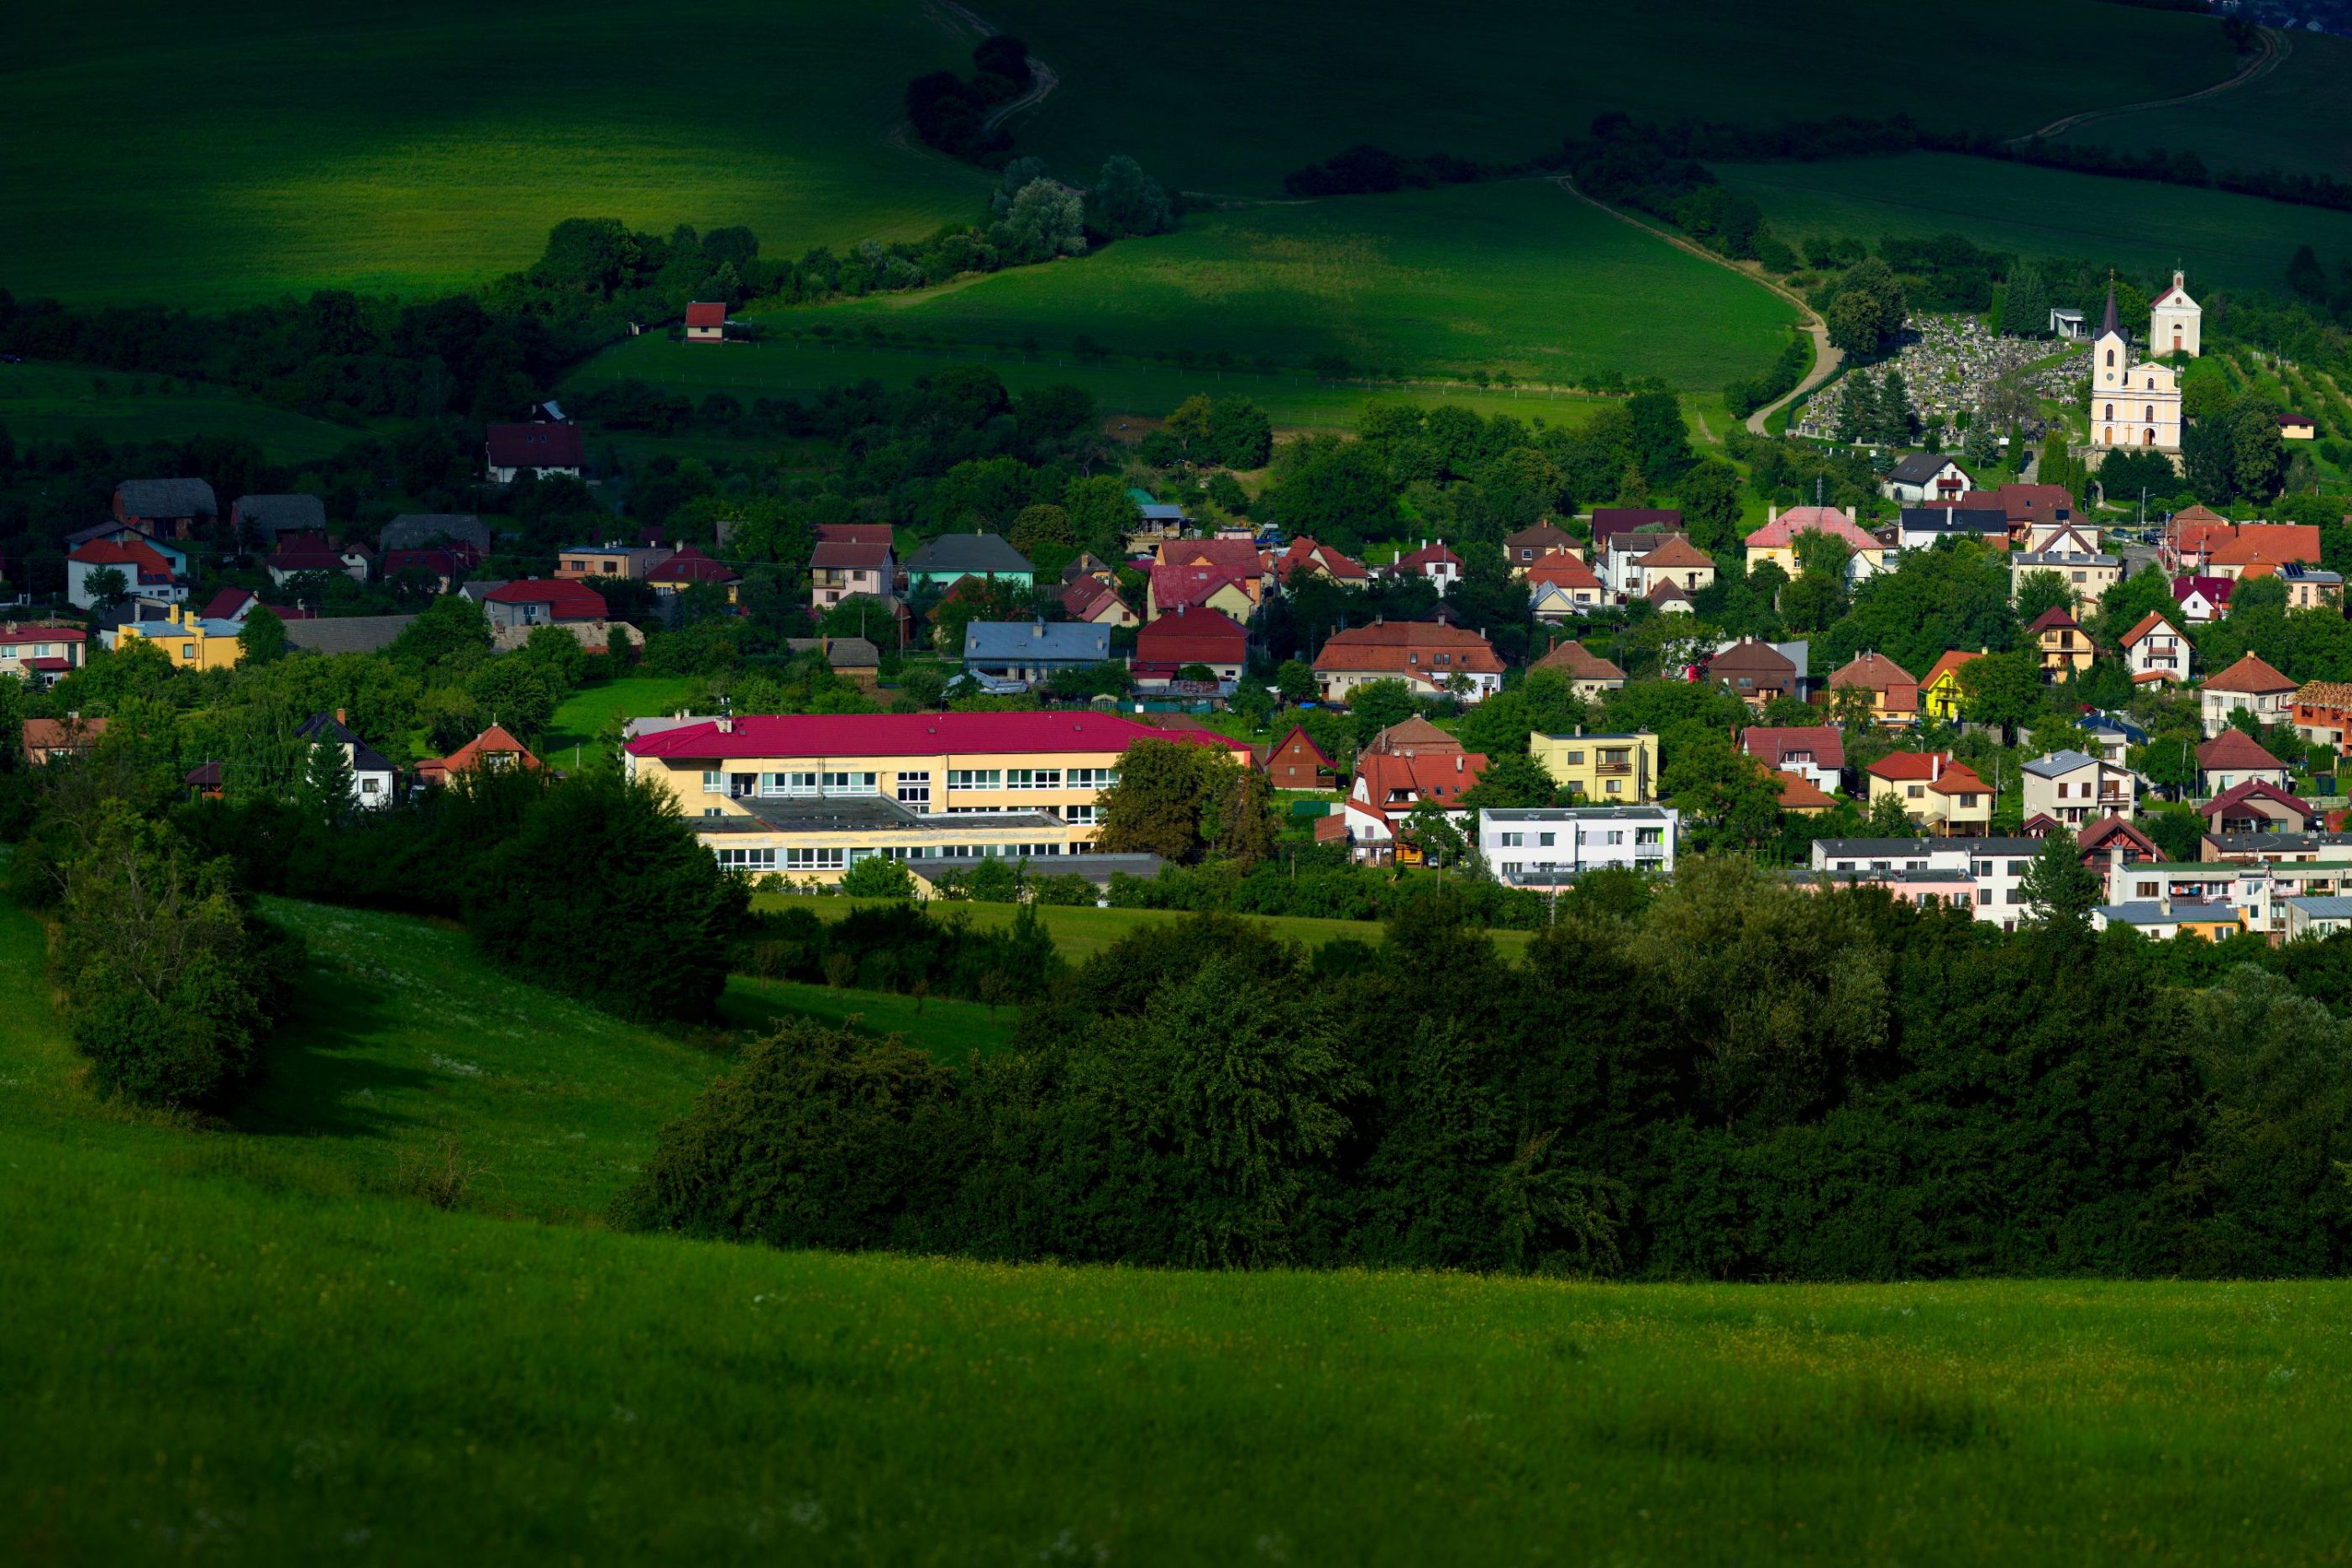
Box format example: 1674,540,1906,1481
113,606,242,671
1919,669,1966,724
1530,731,1658,804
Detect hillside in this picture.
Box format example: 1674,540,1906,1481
8,896,2352,1562
0,361,376,463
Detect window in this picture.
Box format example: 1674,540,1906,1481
948,768,1002,791
784,847,846,871
2106,349,2115,366
759,771,818,797
1005,768,1063,789
1907,784,1924,800
1499,831,1525,847
1068,768,1119,789
1063,805,1099,826
1961,794,1979,807
1637,828,1662,847
2137,880,2159,898
1538,831,1557,847
896,773,931,807
181,642,197,660
714,847,776,872
701,770,724,794
1605,779,1622,794
822,771,878,795
2104,403,2114,420
360,779,380,795
1562,750,1583,765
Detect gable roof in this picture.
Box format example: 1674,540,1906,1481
963,620,1111,663
646,545,740,586
2022,748,2102,779
1635,534,1713,569
2078,815,2160,857
1867,751,1955,782
1366,716,1462,756
1830,651,1917,695
1589,508,1683,546
1135,607,1248,663
1150,561,1258,611
816,523,895,547
1745,507,1877,552
283,614,417,654
486,422,584,469
2204,652,2297,695
2025,606,2082,635
2201,779,2315,823
1888,453,1969,485
2209,524,2323,569
1354,749,1489,819
115,478,218,519
1389,540,1463,574
2173,573,2234,607
1274,537,1370,582
1062,580,1131,621
1159,538,1265,572
1531,640,1624,682
1525,554,1604,590
1919,648,1984,691
2197,729,2284,770
2121,611,2184,647
1313,621,1504,675
1271,726,1335,769
428,725,542,779
811,539,891,569
685,301,727,328
1774,771,1838,810
1503,523,1577,553
1741,725,1846,772
382,514,490,552
486,578,609,616
908,532,1034,575
1708,638,1797,679
231,493,327,534
268,532,347,573
295,712,395,775
71,538,176,579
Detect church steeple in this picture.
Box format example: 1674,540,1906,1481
2100,272,2120,340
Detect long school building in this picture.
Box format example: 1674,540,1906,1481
623,712,1252,882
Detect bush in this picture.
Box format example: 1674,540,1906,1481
838,855,918,899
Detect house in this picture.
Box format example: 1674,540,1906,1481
1480,806,1677,883
1385,540,1462,590
2167,504,2235,569
1810,835,2043,929
1148,562,1259,622
2012,543,2120,611
67,538,182,610
2121,612,2192,685
1598,531,1672,596
0,624,87,686
1914,648,1984,725
295,711,398,810
1365,716,1462,759
1126,502,1191,552
1628,535,1716,598
2021,748,2136,826
622,712,1249,860
1882,454,1975,506
2202,779,2317,836
1646,580,1693,616
2279,413,2319,442
382,546,480,594
1705,637,1798,708
1775,772,1838,815
783,636,884,692
1743,506,1889,584
484,422,584,483
1274,537,1370,586
2202,829,2352,864
2026,606,2094,679
381,514,491,554
2082,712,2148,768
1502,524,1578,574
1590,508,1683,554
1526,555,1609,621
2051,307,2088,340
183,762,223,801
2208,526,2324,581
2197,729,2290,797
2200,653,2297,737
1866,752,1992,835
2292,680,2352,754
1530,728,1659,805
647,546,742,604
1830,652,1919,726
1062,579,1138,627
416,725,543,789
1313,621,1504,703
2284,895,2352,938
483,578,609,629
1268,727,1339,790
1740,725,1845,794
558,543,669,581
22,715,108,766
962,621,1111,687
810,538,895,608
113,478,218,539
1897,506,2009,551
1132,606,1248,690
231,493,327,543
1530,639,1625,700
2091,897,2241,941
685,301,727,343
108,603,243,670
1994,484,2076,546
2279,564,2345,611
2172,574,2233,624
817,523,896,549
906,533,1035,592
284,615,418,656
266,532,365,587
1339,748,1488,866
2077,814,2161,868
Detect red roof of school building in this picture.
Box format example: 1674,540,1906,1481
1135,606,1247,666
622,712,1251,763
485,578,608,618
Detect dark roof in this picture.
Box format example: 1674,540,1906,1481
784,637,881,670
907,533,1034,576
963,621,1110,663
2100,280,2121,339
646,546,740,585
1888,454,1969,485
115,478,218,519
1900,506,2008,534
486,423,584,469
295,713,395,775
231,493,327,535
1709,639,1797,679
382,514,489,552
282,614,417,655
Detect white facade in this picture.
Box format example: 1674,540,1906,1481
1479,805,1676,883
2150,270,2203,359
2124,618,2192,684
1808,836,2041,930
2089,275,2195,454
2022,749,2137,826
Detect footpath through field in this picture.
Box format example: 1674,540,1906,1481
2013,27,2288,144
1550,176,1838,435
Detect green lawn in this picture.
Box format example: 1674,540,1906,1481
756,891,1538,962
543,676,705,770
1718,152,2352,295
0,360,372,462
9,879,2352,1560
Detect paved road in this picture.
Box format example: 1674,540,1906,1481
1551,176,1840,436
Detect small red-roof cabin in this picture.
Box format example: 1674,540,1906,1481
685,302,727,343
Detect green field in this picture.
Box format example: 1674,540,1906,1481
722,974,1016,1065
1719,152,2352,295
2045,29,2352,186
0,361,371,462
9,889,2352,1560
758,891,1540,962
0,0,990,306
543,676,706,768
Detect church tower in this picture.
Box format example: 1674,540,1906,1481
2092,281,2129,448
2150,269,2201,359
2087,275,2183,454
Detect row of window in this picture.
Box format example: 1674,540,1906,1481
699,768,1120,800
1498,856,1667,875
714,842,1074,872
1493,827,1666,848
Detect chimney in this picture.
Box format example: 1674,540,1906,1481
2160,891,2172,919
335,708,347,726
1456,755,1463,773
1931,753,1941,783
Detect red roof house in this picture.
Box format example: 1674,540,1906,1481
1268,726,1338,790
416,724,543,788
484,578,608,626
485,422,585,480
685,301,728,342
1132,606,1248,684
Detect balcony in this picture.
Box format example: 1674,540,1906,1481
1593,762,1633,777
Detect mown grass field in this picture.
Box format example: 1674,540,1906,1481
0,1,990,306
1718,152,2352,294
543,675,705,769
756,890,1539,962
0,361,371,462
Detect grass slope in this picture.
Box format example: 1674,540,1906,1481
543,676,705,770
989,0,2234,196
7,879,2352,1560
1717,152,2352,294
0,1,990,306
0,361,371,462
2045,29,2352,186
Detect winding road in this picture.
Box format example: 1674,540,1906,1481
2011,28,2287,144
1551,176,1840,435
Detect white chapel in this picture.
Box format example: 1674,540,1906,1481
2089,270,2199,455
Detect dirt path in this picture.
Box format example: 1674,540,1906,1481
2013,29,2287,143
931,1,1059,134
1551,176,1840,435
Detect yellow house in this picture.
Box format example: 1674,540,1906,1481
1916,649,1983,725
1530,729,1658,804
1863,751,1992,836
108,604,243,671
623,711,1252,885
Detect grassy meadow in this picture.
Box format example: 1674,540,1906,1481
1718,152,2352,295
8,881,2352,1560
0,361,371,462
2044,29,2352,186
543,675,705,768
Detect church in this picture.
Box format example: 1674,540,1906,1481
2089,270,2200,457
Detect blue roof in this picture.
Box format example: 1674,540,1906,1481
962,621,1110,664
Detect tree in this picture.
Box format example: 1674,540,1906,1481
1401,798,1470,870
1064,474,1143,558
390,591,492,674
2229,399,2288,501
1824,257,1908,358
990,179,1086,265
1263,443,1399,542
84,566,127,607
1207,397,1273,469
1346,679,1419,745
1213,766,1279,871
238,605,288,664
1274,659,1315,704
1627,390,1693,484
1009,503,1074,557
2016,568,2076,623
2182,415,2239,506
2002,263,2051,339
300,737,355,826
1866,788,1914,836
2020,826,2101,928
839,855,918,899
1086,155,1176,239
1677,459,1743,557
1959,648,2045,742
1095,738,1239,863
1460,753,1560,809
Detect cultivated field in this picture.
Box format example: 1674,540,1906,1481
5,885,2349,1562
2044,29,2352,186
0,361,370,463
1717,152,2352,294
